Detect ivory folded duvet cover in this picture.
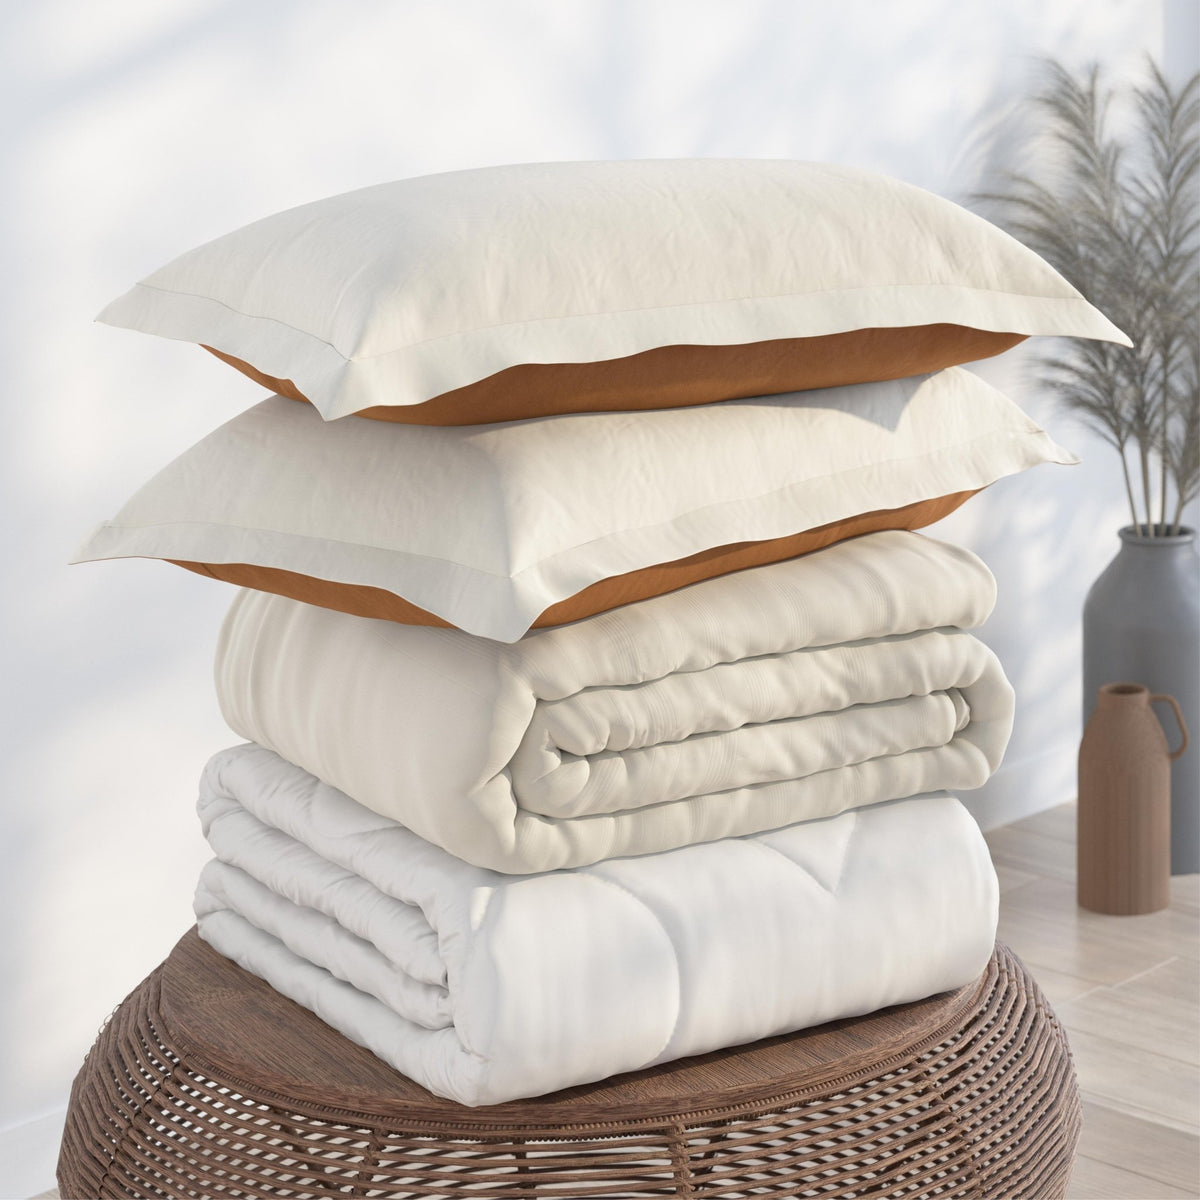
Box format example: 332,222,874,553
195,743,999,1107
217,530,1013,874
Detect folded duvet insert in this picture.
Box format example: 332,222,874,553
216,530,1014,873
195,743,999,1107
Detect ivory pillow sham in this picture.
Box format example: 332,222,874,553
97,159,1127,424
72,368,1075,643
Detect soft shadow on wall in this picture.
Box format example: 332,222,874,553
940,28,1200,830
0,0,1171,1178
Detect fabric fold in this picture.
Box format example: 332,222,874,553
216,530,1014,873
195,743,999,1107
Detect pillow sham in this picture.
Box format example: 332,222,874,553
97,159,1127,424
71,367,1075,643
172,489,977,631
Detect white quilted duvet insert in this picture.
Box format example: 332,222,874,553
195,743,999,1107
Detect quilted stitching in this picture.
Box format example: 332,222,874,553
750,811,861,895
195,744,999,1106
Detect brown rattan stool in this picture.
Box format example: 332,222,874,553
58,930,1079,1199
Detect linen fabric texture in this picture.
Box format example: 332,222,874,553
71,368,1074,643
214,531,1015,874
194,743,1000,1107
97,159,1128,423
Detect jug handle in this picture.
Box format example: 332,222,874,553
1150,694,1190,761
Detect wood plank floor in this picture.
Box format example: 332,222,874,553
987,802,1200,1199
30,801,1200,1200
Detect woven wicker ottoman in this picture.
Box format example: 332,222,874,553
58,930,1079,1200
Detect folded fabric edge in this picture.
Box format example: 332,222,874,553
97,281,1128,420
193,778,1000,1106
67,427,1068,644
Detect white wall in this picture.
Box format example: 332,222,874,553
0,0,1178,1184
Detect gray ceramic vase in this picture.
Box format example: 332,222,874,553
1083,526,1199,874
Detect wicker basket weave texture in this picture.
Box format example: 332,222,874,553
57,932,1080,1200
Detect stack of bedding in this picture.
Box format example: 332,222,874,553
77,159,1125,1107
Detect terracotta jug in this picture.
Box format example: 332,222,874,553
1078,683,1189,915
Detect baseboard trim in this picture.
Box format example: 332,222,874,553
961,745,1075,832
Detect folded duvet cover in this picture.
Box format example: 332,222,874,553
216,530,1013,873
195,743,999,1107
